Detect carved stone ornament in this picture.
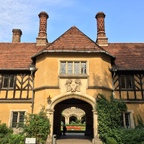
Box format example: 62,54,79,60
65,79,82,92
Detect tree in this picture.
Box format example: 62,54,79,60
23,107,50,144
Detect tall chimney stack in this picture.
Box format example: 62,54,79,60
95,12,108,46
12,29,22,43
36,11,49,46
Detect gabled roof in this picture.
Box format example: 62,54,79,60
103,43,144,70
0,26,143,71
33,26,113,58
0,43,45,70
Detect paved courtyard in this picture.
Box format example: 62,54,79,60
56,133,92,144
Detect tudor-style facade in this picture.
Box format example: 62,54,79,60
0,11,144,143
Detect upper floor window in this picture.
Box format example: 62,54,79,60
119,75,134,89
60,61,87,75
11,111,25,128
2,75,15,89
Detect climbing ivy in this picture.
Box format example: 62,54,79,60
96,94,144,144
96,94,127,143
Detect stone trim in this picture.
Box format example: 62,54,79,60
0,99,32,103
34,86,59,91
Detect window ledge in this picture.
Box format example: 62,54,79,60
59,74,88,78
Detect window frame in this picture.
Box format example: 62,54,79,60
1,75,15,89
121,111,134,129
59,61,87,76
119,75,134,90
11,111,25,128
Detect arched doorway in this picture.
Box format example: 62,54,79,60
69,115,77,124
53,98,93,138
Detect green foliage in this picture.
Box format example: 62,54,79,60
96,94,127,140
0,122,13,144
106,137,118,144
0,122,13,136
96,94,125,143
23,106,50,144
96,94,144,144
8,134,25,144
0,107,51,144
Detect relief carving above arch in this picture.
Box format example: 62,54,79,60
65,79,82,92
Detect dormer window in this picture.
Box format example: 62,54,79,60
60,61,87,75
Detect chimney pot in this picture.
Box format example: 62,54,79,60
12,29,22,43
95,12,108,46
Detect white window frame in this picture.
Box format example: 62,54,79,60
122,110,134,128
9,110,27,128
59,61,87,75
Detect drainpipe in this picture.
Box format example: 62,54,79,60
29,64,37,114
109,67,118,98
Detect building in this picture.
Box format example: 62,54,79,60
0,11,144,143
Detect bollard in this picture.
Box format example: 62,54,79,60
53,134,57,144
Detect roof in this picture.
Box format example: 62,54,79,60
103,43,144,70
0,43,45,70
0,27,143,71
33,26,113,58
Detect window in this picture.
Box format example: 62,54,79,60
121,112,132,128
119,75,133,89
11,111,25,128
2,75,15,88
60,61,87,75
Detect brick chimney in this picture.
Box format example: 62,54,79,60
95,12,108,46
36,11,49,46
12,29,22,43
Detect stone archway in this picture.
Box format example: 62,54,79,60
46,93,98,142
53,98,93,137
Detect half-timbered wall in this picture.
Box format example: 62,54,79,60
114,72,144,101
0,73,33,100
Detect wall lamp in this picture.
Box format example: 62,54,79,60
29,63,37,76
47,95,52,104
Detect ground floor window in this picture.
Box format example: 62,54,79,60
121,111,134,128
11,111,25,128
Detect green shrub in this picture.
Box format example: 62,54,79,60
8,134,25,144
23,106,50,144
0,122,13,144
106,137,118,144
0,122,13,136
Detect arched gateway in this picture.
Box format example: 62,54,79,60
46,93,98,142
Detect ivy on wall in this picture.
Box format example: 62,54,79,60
96,94,144,144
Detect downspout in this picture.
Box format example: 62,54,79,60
29,64,37,114
110,67,118,98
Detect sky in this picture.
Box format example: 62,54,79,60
0,0,144,43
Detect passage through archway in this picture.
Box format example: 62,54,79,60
53,98,93,138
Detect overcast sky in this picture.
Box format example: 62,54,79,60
0,0,144,43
